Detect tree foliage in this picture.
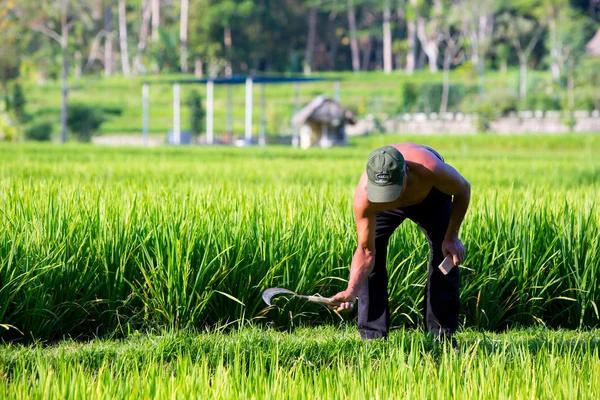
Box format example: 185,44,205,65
1,0,596,79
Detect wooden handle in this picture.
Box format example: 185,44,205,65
299,295,341,306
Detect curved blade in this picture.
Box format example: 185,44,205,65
262,288,297,306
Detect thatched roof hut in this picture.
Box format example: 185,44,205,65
292,96,357,127
586,29,600,57
292,96,357,149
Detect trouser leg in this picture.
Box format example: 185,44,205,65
357,210,404,339
407,192,460,338
423,235,460,338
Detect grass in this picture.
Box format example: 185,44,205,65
1,326,600,399
1,134,599,342
1,133,599,398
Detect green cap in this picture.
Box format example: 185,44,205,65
366,145,406,203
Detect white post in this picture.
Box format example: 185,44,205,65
173,83,181,144
245,77,253,142
226,85,232,134
259,84,266,146
206,80,214,145
142,83,149,146
292,82,299,148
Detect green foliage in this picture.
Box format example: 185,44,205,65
561,88,599,112
149,27,180,73
472,103,495,133
11,83,27,123
572,58,600,110
101,105,123,117
187,90,204,136
0,11,21,85
578,58,600,88
399,82,418,113
0,112,16,141
66,104,105,142
0,0,594,83
484,90,520,115
561,112,577,132
514,76,561,111
464,89,520,133
24,120,53,141
520,92,562,111
401,82,473,113
1,93,8,112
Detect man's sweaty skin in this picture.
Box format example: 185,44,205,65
331,143,471,312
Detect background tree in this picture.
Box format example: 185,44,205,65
497,1,546,100
118,0,131,76
22,0,94,143
152,0,161,42
345,0,361,72
459,0,498,97
439,8,463,114
304,1,320,75
0,1,21,92
383,0,393,73
133,0,153,74
180,0,190,73
1,0,597,111
104,1,114,76
416,0,444,72
405,0,418,73
553,8,593,111
205,0,253,76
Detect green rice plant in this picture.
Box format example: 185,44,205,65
0,134,599,341
1,327,600,399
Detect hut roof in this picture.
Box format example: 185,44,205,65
586,29,600,57
292,96,357,127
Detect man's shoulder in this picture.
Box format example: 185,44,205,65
354,173,382,219
353,175,369,211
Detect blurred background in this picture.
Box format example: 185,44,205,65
0,0,599,143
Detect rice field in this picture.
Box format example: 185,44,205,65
1,133,600,397
1,134,600,342
1,326,600,399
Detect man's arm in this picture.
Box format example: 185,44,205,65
432,162,471,265
330,194,376,311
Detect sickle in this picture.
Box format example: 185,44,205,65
261,287,341,306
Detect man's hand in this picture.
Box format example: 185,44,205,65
330,289,357,312
442,236,465,266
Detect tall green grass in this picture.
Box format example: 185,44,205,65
1,327,600,399
1,134,599,341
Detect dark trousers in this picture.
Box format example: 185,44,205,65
358,179,460,340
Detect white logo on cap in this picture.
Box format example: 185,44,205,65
375,173,389,183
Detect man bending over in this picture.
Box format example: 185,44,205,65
331,143,470,341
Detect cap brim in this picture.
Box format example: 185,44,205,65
367,180,403,203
